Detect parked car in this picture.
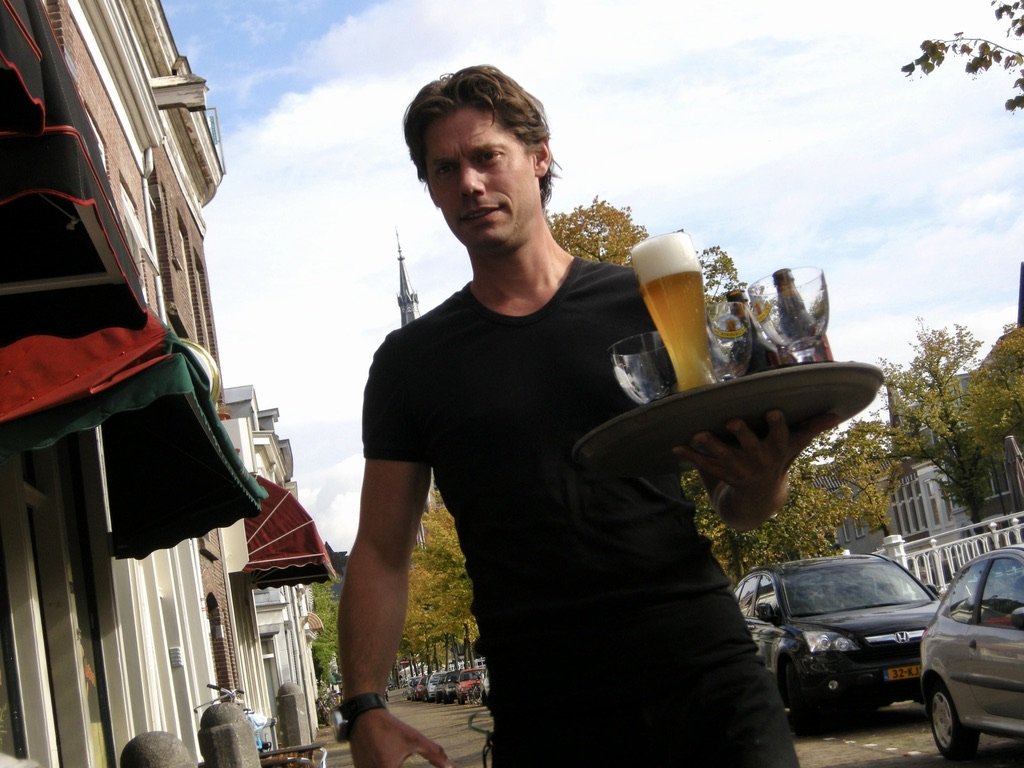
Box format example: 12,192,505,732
455,668,485,704
440,669,461,704
406,674,427,701
921,544,1024,760
425,671,445,703
734,553,939,735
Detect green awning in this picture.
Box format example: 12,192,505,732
0,315,266,559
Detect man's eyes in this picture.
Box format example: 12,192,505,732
432,151,501,177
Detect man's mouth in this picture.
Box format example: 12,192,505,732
462,206,497,222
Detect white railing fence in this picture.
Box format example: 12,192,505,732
877,513,1024,591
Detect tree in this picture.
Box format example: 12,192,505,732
310,580,340,687
690,420,895,581
402,494,477,671
966,324,1024,456
901,1,1024,111
547,196,648,264
701,245,743,302
820,420,902,538
881,321,991,522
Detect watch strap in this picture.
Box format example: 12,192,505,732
334,692,388,741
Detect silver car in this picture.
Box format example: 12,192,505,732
921,544,1024,760
425,671,445,703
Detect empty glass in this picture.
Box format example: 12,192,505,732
706,301,754,381
609,331,676,404
747,267,829,364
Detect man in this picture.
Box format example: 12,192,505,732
338,65,837,767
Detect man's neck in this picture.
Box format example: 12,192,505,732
467,237,574,317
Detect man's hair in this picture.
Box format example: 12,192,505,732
403,65,556,207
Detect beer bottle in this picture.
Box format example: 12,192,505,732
725,288,781,373
771,269,833,363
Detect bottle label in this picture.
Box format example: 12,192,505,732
712,317,748,340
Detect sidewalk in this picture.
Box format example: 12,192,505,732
313,698,492,767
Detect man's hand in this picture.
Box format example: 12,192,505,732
350,708,456,767
672,410,839,530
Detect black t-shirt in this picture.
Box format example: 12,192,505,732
362,258,729,654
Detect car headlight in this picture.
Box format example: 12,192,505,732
802,630,859,653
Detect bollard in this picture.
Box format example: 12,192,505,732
275,681,311,746
197,703,261,768
119,731,193,768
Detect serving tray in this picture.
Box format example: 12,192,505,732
572,362,883,476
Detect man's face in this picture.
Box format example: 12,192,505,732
423,107,550,256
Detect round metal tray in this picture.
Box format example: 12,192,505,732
572,362,884,476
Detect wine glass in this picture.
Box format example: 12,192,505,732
706,301,753,381
747,267,829,364
608,331,676,404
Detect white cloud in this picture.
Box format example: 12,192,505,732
194,0,1024,552
299,452,365,554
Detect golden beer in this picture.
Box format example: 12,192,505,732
631,233,714,392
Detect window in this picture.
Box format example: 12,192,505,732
979,557,1024,627
754,577,778,615
735,577,758,616
947,559,987,624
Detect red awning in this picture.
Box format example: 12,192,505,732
0,0,147,344
0,313,266,559
244,476,335,588
1,0,45,136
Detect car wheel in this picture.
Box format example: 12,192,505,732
928,679,980,761
784,662,819,736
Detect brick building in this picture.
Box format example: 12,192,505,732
0,0,332,763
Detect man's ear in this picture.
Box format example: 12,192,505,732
533,139,552,178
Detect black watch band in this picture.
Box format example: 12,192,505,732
334,692,388,741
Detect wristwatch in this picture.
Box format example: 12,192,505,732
334,692,388,741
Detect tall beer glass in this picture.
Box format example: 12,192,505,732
630,232,714,392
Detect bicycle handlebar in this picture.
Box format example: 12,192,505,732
205,683,245,696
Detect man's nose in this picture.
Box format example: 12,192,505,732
458,166,485,194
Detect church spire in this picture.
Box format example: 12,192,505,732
396,229,420,326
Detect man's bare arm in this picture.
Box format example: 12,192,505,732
337,459,453,767
674,410,839,531
339,458,431,695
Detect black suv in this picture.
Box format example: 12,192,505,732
734,554,939,734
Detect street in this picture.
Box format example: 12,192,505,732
314,698,1024,767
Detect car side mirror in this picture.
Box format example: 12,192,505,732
755,603,780,624
1011,607,1024,630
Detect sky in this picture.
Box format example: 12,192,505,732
162,0,1024,554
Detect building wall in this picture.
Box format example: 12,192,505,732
0,0,322,762
151,145,212,344
46,0,161,307
197,528,240,690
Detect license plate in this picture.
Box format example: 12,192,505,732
884,664,921,681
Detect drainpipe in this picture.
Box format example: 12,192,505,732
142,146,168,322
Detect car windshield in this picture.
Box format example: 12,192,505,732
782,560,932,616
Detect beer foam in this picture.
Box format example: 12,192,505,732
630,232,701,282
